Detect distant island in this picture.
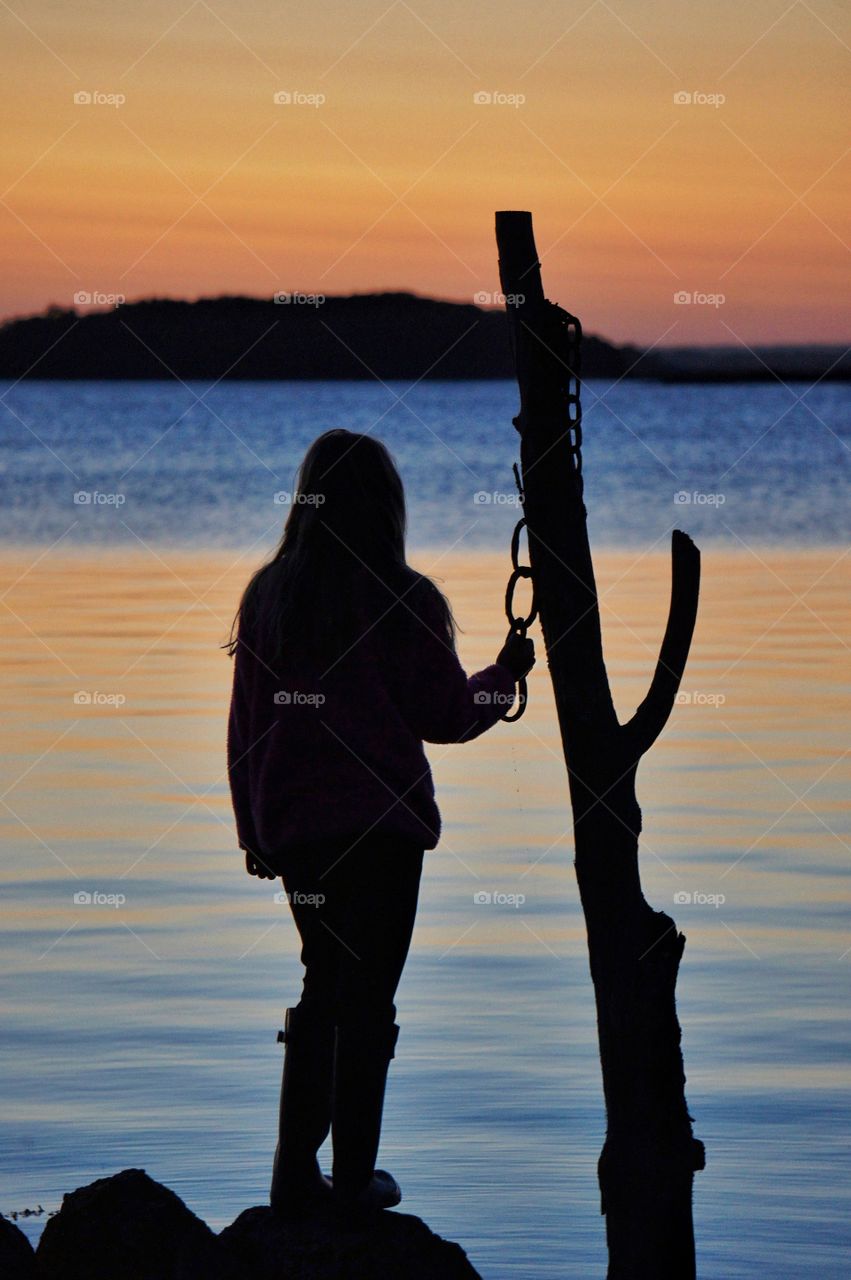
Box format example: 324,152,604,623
0,293,847,382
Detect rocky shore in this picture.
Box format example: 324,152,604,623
1,1169,483,1279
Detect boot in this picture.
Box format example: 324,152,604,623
331,1018,402,1212
269,1005,335,1217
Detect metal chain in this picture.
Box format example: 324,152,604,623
501,464,536,722
500,301,583,722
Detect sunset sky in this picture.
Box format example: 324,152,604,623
1,0,848,345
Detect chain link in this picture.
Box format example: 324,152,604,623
501,464,534,722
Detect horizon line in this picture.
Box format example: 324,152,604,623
3,291,850,353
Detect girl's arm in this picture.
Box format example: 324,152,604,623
394,582,521,744
227,625,262,855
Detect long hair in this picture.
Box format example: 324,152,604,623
226,429,454,666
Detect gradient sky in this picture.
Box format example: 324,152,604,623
1,0,849,345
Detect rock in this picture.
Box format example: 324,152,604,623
0,1213,39,1279
33,1170,483,1280
218,1205,483,1279
35,1169,221,1280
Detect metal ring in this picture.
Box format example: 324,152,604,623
501,675,527,722
510,518,528,572
505,566,537,630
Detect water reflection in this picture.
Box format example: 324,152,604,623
1,547,849,1278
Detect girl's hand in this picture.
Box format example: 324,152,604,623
496,629,536,681
244,848,277,880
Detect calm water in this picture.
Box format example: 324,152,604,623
0,378,849,550
1,381,849,1277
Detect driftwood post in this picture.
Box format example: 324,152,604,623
495,211,705,1278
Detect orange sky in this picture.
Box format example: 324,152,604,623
1,0,849,345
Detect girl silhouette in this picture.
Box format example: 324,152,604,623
226,429,534,1216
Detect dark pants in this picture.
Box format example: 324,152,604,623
279,832,424,1030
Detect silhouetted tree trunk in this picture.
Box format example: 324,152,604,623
495,211,705,1279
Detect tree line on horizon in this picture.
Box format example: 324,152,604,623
0,293,847,382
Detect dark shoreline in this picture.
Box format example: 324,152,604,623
1,293,848,383
3,1168,484,1279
